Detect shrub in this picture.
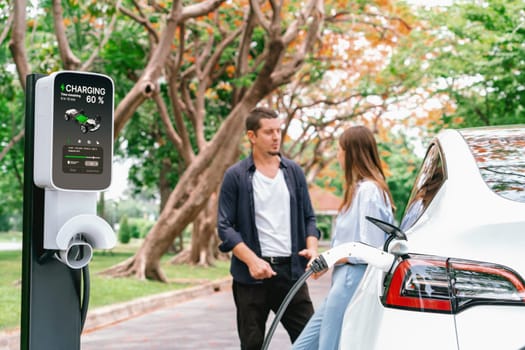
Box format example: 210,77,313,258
118,215,131,244
129,218,154,238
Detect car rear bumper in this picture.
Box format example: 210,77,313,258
340,267,458,349
455,305,525,349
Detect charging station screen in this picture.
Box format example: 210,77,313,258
63,145,103,174
52,72,113,190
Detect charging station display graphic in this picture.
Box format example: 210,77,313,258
63,145,103,174
62,108,103,174
52,72,113,190
64,108,101,133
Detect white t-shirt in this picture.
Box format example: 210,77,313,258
253,169,292,257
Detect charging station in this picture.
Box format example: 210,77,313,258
21,71,116,350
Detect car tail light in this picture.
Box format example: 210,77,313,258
383,255,525,313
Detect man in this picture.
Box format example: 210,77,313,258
217,107,320,350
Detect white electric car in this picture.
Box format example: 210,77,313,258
339,125,525,349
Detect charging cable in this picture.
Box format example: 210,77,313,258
261,257,327,350
80,265,90,331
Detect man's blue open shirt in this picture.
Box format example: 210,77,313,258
217,154,320,284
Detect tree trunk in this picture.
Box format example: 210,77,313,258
102,103,251,280
190,193,219,266
159,157,173,211
171,191,220,266
9,0,30,90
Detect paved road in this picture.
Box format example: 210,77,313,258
81,273,331,350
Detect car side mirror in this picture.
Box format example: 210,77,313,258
365,216,409,256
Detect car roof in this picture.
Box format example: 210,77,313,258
436,125,525,203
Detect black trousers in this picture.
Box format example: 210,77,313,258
232,263,314,350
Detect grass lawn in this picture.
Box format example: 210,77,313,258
0,231,22,243
0,242,230,332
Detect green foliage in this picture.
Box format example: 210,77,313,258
440,0,525,126
129,217,154,239
122,102,184,198
0,66,25,231
378,134,422,222
101,197,155,229
395,0,525,128
316,215,333,240
304,57,332,85
118,215,131,244
130,222,140,239
99,22,148,96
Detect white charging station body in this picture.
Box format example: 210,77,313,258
43,190,115,250
34,71,116,268
34,71,113,191
33,74,55,190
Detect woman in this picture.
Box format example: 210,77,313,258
292,125,395,350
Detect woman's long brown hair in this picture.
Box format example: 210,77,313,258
338,125,395,213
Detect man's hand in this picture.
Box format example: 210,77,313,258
233,243,276,280
247,257,277,280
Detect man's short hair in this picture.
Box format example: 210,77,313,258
246,107,278,133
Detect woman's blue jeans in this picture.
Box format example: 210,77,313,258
292,263,367,350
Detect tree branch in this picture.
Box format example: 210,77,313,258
0,129,24,163
174,22,186,73
166,71,194,163
180,0,226,21
114,0,225,136
152,92,184,153
249,0,270,31
202,26,244,83
165,22,194,160
270,0,323,87
118,2,160,44
0,8,13,46
9,0,30,91
233,9,255,104
52,0,81,70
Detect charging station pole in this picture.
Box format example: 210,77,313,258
21,73,82,349
21,72,115,350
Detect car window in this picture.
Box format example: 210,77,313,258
401,144,445,231
460,127,525,203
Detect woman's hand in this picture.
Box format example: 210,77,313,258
336,257,350,265
299,248,328,280
298,248,317,261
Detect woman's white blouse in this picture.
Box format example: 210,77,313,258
332,180,394,264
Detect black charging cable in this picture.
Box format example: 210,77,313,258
80,264,90,331
261,256,328,350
